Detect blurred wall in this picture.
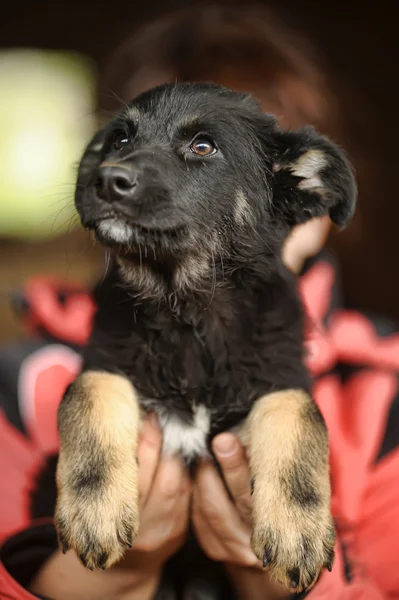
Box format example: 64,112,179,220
1,0,398,325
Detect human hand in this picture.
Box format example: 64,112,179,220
282,216,331,274
123,413,191,569
30,415,190,600
192,433,291,600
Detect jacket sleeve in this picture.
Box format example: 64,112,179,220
0,522,57,600
305,366,399,599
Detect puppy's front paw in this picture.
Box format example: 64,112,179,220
55,371,141,570
251,482,335,593
55,453,140,570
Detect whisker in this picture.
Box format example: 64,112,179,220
99,250,111,285
138,244,143,271
206,250,217,309
219,252,225,280
102,89,131,114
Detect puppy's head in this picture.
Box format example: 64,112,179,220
76,83,356,297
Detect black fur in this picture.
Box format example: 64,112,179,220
54,82,357,587
75,82,356,442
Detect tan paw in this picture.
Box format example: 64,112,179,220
55,456,140,570
251,494,335,593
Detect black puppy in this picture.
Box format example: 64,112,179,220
55,82,356,592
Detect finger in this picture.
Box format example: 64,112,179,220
137,414,162,507
212,433,253,524
143,454,189,520
137,489,191,549
169,485,191,541
133,461,191,552
193,461,247,540
124,488,191,566
193,461,258,567
191,507,226,562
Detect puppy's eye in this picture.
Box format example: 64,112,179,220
113,133,130,150
190,137,217,157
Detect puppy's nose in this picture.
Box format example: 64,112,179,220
95,166,137,202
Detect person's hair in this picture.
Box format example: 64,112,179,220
99,4,337,134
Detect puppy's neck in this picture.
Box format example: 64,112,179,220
114,243,284,315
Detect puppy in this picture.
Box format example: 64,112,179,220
55,82,356,592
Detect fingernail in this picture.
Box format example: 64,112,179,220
213,433,237,456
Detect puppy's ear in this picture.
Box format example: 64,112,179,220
271,127,356,228
76,129,107,186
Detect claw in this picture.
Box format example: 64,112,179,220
58,534,69,555
79,553,90,569
125,531,134,549
263,547,272,568
288,567,300,589
61,541,69,555
326,549,335,572
98,552,108,570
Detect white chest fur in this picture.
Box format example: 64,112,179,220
156,404,211,461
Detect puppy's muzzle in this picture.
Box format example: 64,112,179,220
95,164,138,204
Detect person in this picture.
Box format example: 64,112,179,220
1,4,399,599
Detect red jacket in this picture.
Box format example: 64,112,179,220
1,254,398,599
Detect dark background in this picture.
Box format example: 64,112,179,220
1,0,398,321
